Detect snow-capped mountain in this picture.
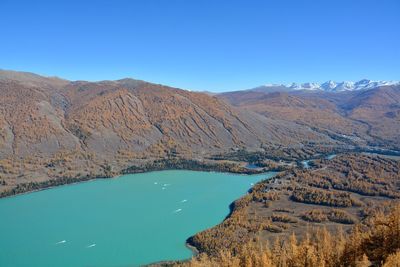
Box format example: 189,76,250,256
257,79,399,93
320,79,400,92
289,82,320,90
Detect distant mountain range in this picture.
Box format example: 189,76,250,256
248,79,399,93
219,81,400,151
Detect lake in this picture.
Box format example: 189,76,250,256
0,170,275,267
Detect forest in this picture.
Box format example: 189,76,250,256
174,204,400,267
170,154,400,267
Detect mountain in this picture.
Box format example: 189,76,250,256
342,85,400,147
0,70,343,195
243,79,399,93
0,69,398,196
218,84,400,149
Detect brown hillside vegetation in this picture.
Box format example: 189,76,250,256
0,70,399,199
178,154,400,266
219,86,400,150
175,204,400,267
0,70,345,196
344,86,400,148
1,70,400,266
219,91,368,139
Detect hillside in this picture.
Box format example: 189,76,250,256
1,70,399,196
343,86,400,147
0,70,342,196
1,70,399,266
219,86,400,150
175,153,400,267
176,205,400,266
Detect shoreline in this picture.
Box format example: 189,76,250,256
0,169,271,200
2,147,398,200
147,149,400,267
0,159,271,199
1,150,398,266
143,243,199,267
0,163,277,267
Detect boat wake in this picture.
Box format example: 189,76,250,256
173,208,182,213
56,240,66,244
87,244,96,248
181,199,187,203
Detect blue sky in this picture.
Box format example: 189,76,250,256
1,0,399,92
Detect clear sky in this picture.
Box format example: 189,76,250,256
1,0,399,92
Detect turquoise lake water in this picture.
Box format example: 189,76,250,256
0,170,275,267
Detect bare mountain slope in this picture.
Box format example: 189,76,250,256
0,70,341,195
219,86,400,150
343,86,400,147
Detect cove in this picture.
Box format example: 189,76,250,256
0,170,275,267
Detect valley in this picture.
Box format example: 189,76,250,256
2,0,399,266
0,70,399,266
172,153,400,267
1,70,399,198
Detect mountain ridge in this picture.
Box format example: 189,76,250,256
0,69,344,196
0,69,399,197
240,79,399,94
218,84,400,150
